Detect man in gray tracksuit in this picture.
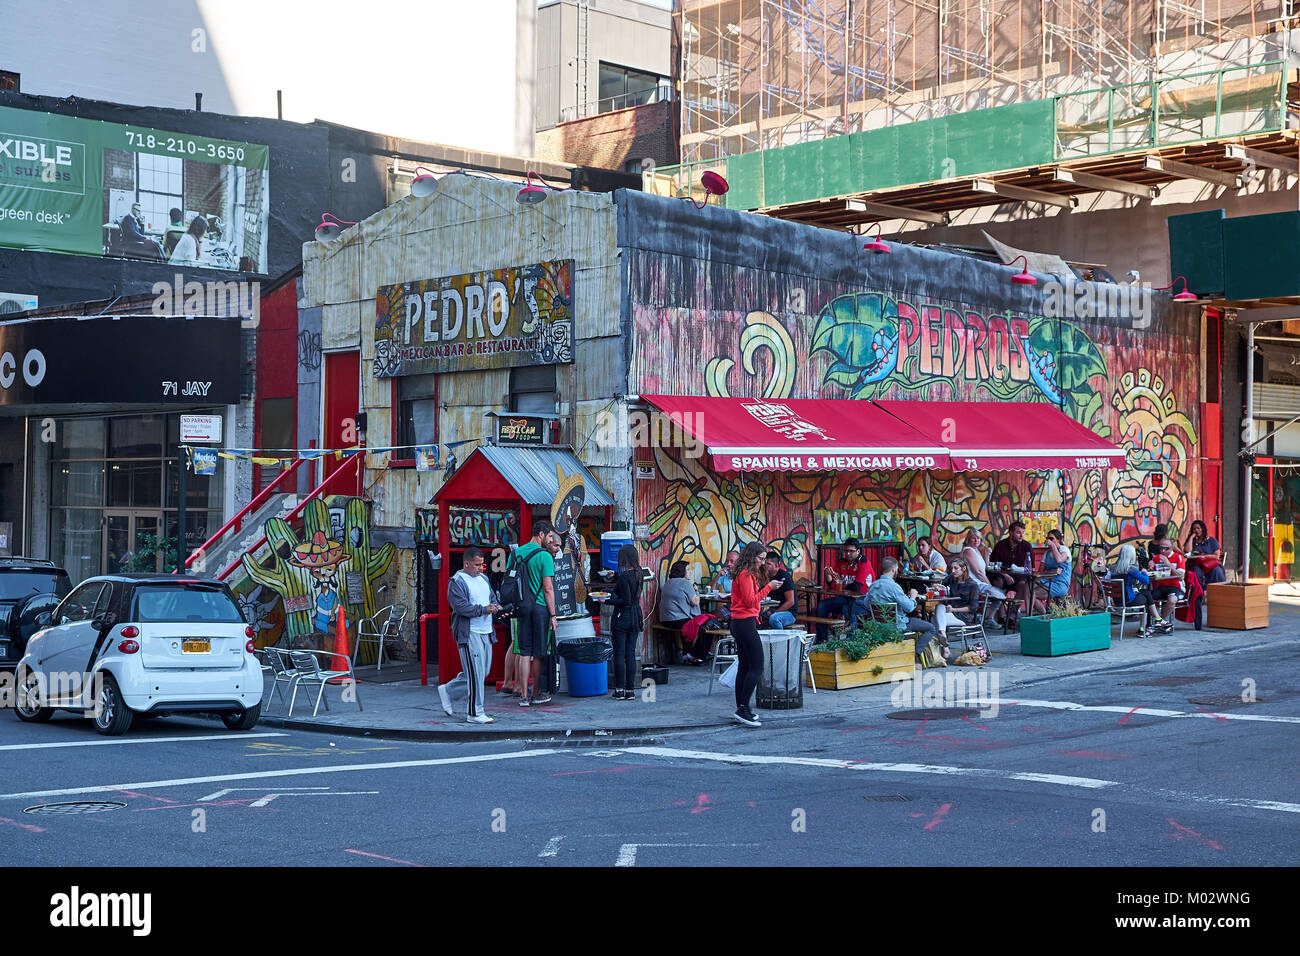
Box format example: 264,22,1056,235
439,547,501,724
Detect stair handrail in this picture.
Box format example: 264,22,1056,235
218,453,363,581
186,457,309,570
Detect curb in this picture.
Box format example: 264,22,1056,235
255,714,734,743
253,633,1287,741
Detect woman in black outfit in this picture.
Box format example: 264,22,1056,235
608,544,644,701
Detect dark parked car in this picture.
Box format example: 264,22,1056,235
0,558,72,669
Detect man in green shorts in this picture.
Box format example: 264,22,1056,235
511,521,558,706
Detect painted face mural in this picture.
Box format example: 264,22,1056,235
630,262,1199,590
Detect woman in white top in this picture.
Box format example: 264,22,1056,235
961,529,1007,599
168,216,208,266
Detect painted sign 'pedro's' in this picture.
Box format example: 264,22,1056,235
373,260,573,376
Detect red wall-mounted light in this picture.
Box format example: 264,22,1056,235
410,166,442,198
861,222,891,254
685,170,730,209
517,170,569,205
1003,254,1037,286
1160,276,1199,302
314,213,358,242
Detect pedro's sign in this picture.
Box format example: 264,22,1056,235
373,260,573,377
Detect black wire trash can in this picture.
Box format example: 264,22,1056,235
755,629,805,710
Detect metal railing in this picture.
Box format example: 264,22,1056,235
185,456,308,570
1054,60,1289,159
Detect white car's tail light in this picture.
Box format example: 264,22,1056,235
118,639,140,654
245,639,256,653
245,626,254,639
120,625,140,638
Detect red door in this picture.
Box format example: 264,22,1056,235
323,351,360,483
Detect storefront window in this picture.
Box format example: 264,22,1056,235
50,509,103,585
108,460,163,508
54,419,104,460
109,414,164,459
51,462,105,508
165,461,223,511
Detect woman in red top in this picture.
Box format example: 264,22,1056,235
729,541,772,727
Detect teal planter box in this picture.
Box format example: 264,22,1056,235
1019,612,1111,656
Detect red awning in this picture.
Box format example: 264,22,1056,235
874,400,1126,471
640,395,951,473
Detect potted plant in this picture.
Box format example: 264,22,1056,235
1019,597,1110,656
1204,582,1268,629
805,617,914,690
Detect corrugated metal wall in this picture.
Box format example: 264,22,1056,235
302,174,628,532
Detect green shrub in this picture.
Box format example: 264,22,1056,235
816,617,904,661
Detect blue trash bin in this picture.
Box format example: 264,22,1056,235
564,659,608,697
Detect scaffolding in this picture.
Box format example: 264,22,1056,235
676,0,1296,167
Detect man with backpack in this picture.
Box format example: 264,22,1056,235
501,521,559,706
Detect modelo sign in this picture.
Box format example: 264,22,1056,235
0,316,242,405
372,260,573,377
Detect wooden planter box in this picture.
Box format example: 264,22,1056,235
1205,583,1269,629
805,640,914,690
1020,612,1111,656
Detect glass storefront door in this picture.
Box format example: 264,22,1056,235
105,511,164,573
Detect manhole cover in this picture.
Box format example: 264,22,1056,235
863,794,913,802
1188,695,1266,709
886,708,981,720
1121,676,1215,687
23,801,127,815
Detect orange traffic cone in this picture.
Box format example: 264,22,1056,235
330,604,350,684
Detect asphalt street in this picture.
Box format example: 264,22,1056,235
1,640,1296,867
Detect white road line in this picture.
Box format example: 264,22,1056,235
615,843,760,867
539,836,564,858
198,787,331,801
976,698,1300,724
0,749,564,801
615,747,1300,816
622,746,1119,789
0,732,287,752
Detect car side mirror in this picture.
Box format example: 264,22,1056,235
35,612,51,629
91,612,117,631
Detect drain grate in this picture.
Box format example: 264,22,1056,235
886,708,981,720
863,794,913,802
1188,695,1266,709
1121,676,1215,687
24,801,127,815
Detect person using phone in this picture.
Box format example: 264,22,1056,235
440,547,503,724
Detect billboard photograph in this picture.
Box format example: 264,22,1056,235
0,105,269,271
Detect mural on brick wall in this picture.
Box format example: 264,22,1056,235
631,257,1200,600
229,496,396,655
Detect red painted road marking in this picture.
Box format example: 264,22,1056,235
1007,817,1025,826
959,715,988,730
923,803,952,831
1117,707,1142,725
345,848,428,867
1195,707,1229,722
915,719,932,736
107,787,178,804
0,816,45,833
1051,750,1134,760
747,801,757,808
691,793,712,814
1166,818,1224,851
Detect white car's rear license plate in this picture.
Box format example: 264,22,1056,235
181,639,211,653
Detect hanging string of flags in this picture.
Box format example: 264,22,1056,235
180,439,481,471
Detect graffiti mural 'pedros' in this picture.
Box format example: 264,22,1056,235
633,281,1199,589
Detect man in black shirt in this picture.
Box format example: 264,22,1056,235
763,551,797,629
990,520,1033,618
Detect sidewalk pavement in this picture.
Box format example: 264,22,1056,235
257,598,1300,741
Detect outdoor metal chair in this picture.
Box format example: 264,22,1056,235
1101,579,1146,639
287,649,363,717
706,635,738,696
261,645,305,714
800,632,817,694
353,603,408,671
947,592,988,652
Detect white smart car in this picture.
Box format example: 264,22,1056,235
14,574,264,735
